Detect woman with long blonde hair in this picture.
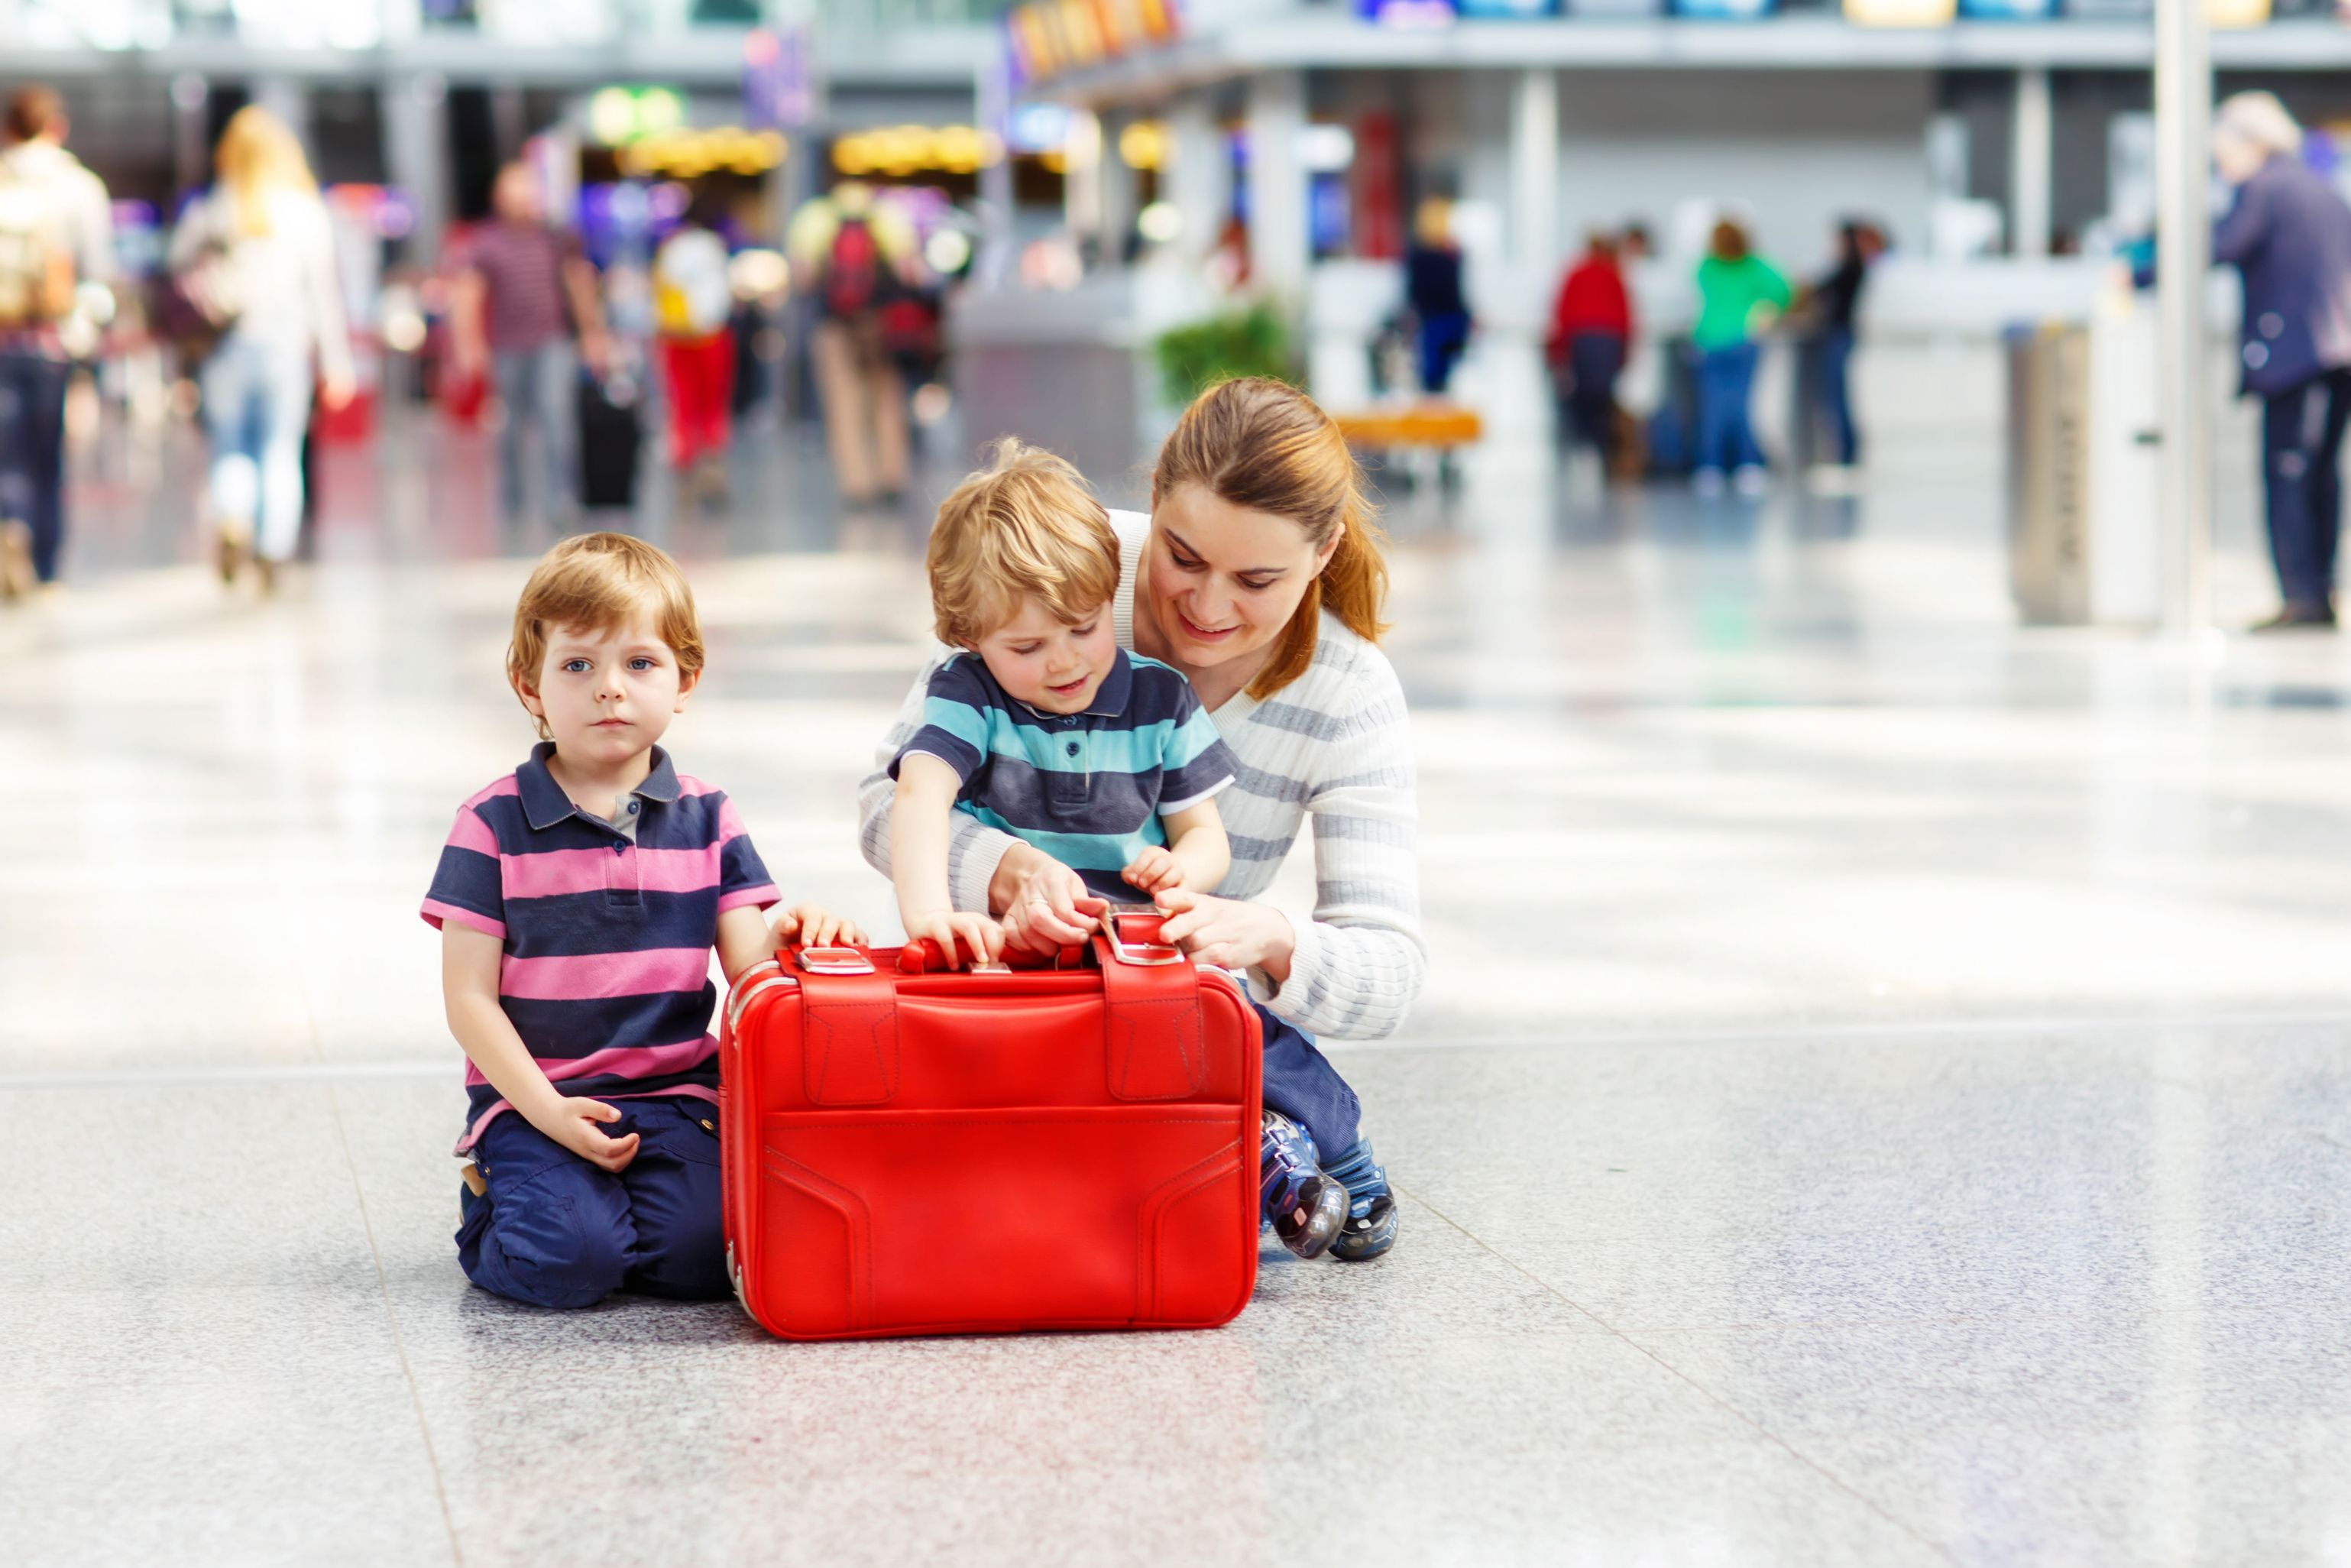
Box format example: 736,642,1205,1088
168,105,353,592
859,378,1424,1262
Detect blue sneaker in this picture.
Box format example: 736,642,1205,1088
1261,1110,1348,1260
1320,1136,1398,1262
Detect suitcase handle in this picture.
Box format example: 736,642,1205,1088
895,935,1083,975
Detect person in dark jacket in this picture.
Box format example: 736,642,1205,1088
1801,219,1879,491
1406,197,1470,396
1547,232,1634,470
2210,92,2351,631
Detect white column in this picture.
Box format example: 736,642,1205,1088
1245,70,1308,300
2013,67,2053,259
1099,111,1138,259
1166,94,1228,267
1508,68,1559,281
382,71,449,264
1064,109,1103,249
2153,0,2213,634
976,47,1015,282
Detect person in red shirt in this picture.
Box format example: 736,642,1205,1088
1546,232,1634,474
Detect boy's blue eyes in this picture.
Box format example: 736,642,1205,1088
559,657,659,673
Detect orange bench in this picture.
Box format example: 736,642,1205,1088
1330,403,1482,449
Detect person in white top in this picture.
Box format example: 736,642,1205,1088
0,86,112,597
857,377,1425,1261
167,106,354,594
651,196,739,507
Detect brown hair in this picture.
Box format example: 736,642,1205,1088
507,533,705,739
927,439,1121,646
5,87,63,144
1150,377,1390,700
1709,219,1751,264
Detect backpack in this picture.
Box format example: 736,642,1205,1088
0,161,73,330
823,216,882,320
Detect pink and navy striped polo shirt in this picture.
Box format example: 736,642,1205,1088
422,743,779,1153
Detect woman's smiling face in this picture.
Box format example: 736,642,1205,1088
1145,484,1338,676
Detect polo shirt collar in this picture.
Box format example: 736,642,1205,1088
518,742,679,831
1011,647,1133,724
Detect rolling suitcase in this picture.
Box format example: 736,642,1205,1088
718,913,1262,1340
575,368,642,510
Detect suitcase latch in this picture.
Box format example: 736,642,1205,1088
796,946,876,976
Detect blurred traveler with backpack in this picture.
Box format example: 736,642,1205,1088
789,182,916,508
451,161,612,528
652,194,737,509
1546,231,1634,477
1691,218,1790,498
0,86,110,601
167,106,352,595
2209,92,2351,633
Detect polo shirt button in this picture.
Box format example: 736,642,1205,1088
613,844,625,854
627,802,639,814
1066,741,1080,756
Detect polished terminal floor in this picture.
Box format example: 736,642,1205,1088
7,403,2351,1566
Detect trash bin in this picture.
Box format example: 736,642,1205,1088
2006,307,2161,627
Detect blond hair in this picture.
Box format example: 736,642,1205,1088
927,439,1121,646
507,533,705,739
1151,377,1390,701
213,106,316,239
2215,92,2303,160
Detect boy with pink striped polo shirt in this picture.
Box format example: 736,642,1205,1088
423,533,860,1309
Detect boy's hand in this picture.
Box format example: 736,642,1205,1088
904,910,1006,969
1121,847,1187,896
532,1097,640,1173
771,902,869,952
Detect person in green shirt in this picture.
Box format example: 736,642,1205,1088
1691,219,1791,497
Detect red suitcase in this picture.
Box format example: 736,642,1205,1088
718,913,1263,1340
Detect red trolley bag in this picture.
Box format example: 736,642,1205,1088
717,912,1262,1340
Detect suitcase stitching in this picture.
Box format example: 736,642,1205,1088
1134,1136,1245,1320
806,1000,899,1106
758,1143,875,1331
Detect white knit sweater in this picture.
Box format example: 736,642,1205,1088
857,510,1426,1040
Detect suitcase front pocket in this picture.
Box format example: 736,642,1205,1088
756,1105,1248,1337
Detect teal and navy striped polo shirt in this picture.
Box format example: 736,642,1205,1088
890,649,1239,900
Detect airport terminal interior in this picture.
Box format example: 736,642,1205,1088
8,2,2351,1563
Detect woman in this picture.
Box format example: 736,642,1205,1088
652,194,737,508
1691,218,1789,498
1547,231,1634,472
857,377,1425,1262
1406,196,1470,397
1802,220,1877,491
169,107,352,593
2210,92,2351,633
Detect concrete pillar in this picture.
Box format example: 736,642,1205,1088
2012,66,2052,259
2152,0,2213,633
1508,68,1559,281
1064,108,1103,254
1099,110,1138,261
170,72,209,199
382,71,450,264
1165,94,1229,267
1244,70,1308,300
976,47,1015,283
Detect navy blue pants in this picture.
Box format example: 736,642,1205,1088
0,350,70,582
1815,328,1858,466
456,1095,730,1310
1254,1000,1362,1160
2262,368,2351,614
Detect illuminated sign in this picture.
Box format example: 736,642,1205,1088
1005,0,1183,85
1843,0,1954,24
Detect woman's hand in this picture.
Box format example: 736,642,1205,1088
769,902,868,952
529,1096,640,1174
989,844,1107,953
319,372,356,411
1151,889,1295,982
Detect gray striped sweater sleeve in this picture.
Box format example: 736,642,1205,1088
1230,640,1426,1042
